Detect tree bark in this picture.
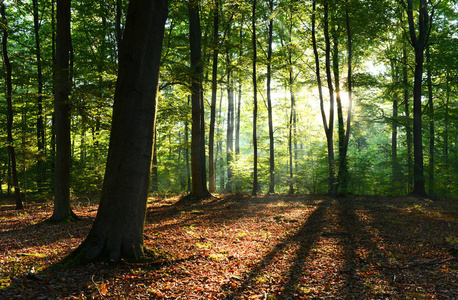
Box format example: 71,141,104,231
62,0,168,264
188,0,211,200
50,0,76,221
2,2,23,210
226,24,234,192
208,0,219,193
266,0,275,194
313,0,336,195
185,96,191,192
426,46,434,196
32,0,46,191
403,45,413,193
390,59,399,190
252,0,258,196
406,0,429,197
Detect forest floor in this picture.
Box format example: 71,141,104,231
0,194,457,299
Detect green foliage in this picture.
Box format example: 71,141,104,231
1,0,458,199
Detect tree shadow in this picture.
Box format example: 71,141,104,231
223,196,331,299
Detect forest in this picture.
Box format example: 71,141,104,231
1,0,458,298
0,0,458,200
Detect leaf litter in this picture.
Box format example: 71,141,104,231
0,194,457,299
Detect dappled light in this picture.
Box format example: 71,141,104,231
1,195,456,299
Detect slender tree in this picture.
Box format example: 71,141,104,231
405,0,431,196
252,0,258,196
188,0,211,200
266,0,275,194
426,46,434,195
2,1,23,210
32,0,46,191
62,0,168,264
226,25,234,192
403,45,413,193
336,0,353,194
312,0,336,195
208,0,219,193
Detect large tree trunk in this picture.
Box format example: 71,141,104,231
252,0,258,196
2,2,23,210
62,0,168,265
188,0,211,200
406,0,429,197
51,0,76,222
208,0,219,193
266,0,275,194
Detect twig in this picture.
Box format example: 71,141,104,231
381,257,457,270
91,274,106,299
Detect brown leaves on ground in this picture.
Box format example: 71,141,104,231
1,194,457,299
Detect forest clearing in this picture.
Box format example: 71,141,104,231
1,194,457,299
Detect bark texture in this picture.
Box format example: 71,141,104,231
62,0,168,264
2,2,23,210
51,0,76,221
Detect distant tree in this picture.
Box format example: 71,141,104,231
32,0,46,191
2,1,23,210
252,0,259,196
208,0,219,193
62,0,168,264
266,0,275,194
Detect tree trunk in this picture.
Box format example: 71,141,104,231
252,0,258,196
62,0,168,265
226,28,234,193
208,0,219,193
51,0,76,221
390,60,399,190
332,21,347,195
403,45,413,193
317,0,336,195
406,0,429,197
426,47,434,196
151,137,158,192
185,96,191,192
32,0,46,191
341,3,352,194
2,2,23,210
235,24,242,158
266,0,275,194
188,0,211,200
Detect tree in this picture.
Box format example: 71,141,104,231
2,1,23,210
404,0,431,197
50,0,77,221
188,0,211,200
32,0,46,191
62,0,168,264
312,0,337,195
266,0,275,194
252,0,259,196
208,0,219,193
